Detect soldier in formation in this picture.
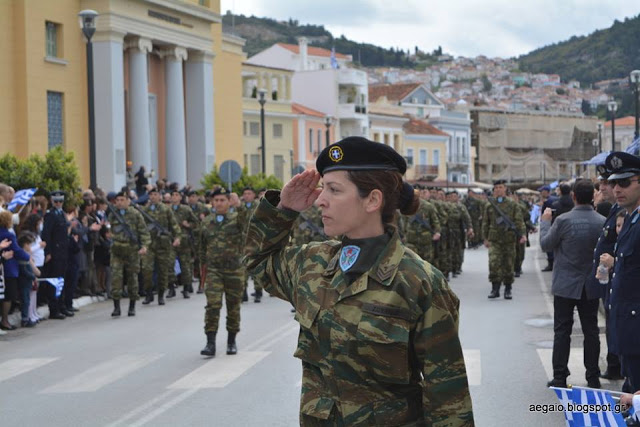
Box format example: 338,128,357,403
402,184,441,265
171,190,200,298
187,190,208,294
446,191,473,277
481,180,526,300
464,189,485,248
238,187,260,302
512,192,534,278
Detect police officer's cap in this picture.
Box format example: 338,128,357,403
316,137,407,176
106,191,117,202
596,165,611,181
211,187,229,197
493,179,507,186
50,190,65,202
537,184,550,192
605,152,640,180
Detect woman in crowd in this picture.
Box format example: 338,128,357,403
244,137,474,426
0,211,30,330
20,213,46,323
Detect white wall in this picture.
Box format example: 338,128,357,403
291,70,336,115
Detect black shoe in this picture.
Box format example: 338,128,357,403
61,308,75,317
49,312,66,320
0,323,18,330
542,264,553,272
514,270,521,278
21,319,36,328
254,289,262,303
488,283,500,299
227,332,237,355
167,286,176,298
200,332,216,357
600,369,624,380
197,287,204,294
187,284,194,294
142,291,154,305
158,291,165,305
182,289,190,299
587,378,602,389
128,300,136,317
111,300,121,317
504,284,512,300
547,378,567,388
71,307,80,312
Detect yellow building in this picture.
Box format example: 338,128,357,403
241,63,295,183
402,118,448,182
0,0,244,191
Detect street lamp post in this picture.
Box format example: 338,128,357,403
608,101,618,151
597,122,603,153
592,138,599,157
258,89,267,175
324,116,332,147
630,70,640,139
78,9,98,190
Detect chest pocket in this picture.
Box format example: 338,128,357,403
293,303,323,365
356,308,411,384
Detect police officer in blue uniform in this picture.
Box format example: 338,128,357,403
603,152,640,392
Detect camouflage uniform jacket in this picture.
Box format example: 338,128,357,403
143,203,181,243
481,198,525,242
450,203,472,233
189,201,209,221
244,192,474,426
107,207,151,248
201,210,248,270
404,199,441,244
292,205,326,246
171,204,199,245
238,201,258,234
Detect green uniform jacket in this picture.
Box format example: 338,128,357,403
481,198,526,242
244,192,474,427
171,204,199,247
143,203,181,243
108,206,151,248
201,210,248,269
404,199,441,244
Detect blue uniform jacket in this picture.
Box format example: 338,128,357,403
0,228,31,278
608,208,640,355
589,203,621,301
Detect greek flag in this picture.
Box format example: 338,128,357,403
174,258,181,275
7,188,37,212
571,386,625,426
330,47,338,69
40,277,64,298
551,387,574,426
625,136,640,156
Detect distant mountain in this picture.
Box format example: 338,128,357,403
518,15,640,86
221,12,420,68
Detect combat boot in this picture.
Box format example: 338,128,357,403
200,332,216,356
227,332,237,355
254,289,262,303
142,290,154,305
488,283,500,299
158,290,165,305
504,284,513,300
128,300,136,317
182,287,190,299
242,289,248,302
197,286,204,294
167,284,176,298
111,299,121,317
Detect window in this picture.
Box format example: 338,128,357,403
384,134,389,145
419,149,427,165
373,133,380,142
243,121,247,136
46,21,60,58
250,154,260,175
273,123,283,138
406,148,414,166
317,129,322,152
433,149,440,166
309,129,313,153
47,91,64,149
274,155,285,181
249,122,259,136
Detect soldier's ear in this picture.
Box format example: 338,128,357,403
364,189,383,214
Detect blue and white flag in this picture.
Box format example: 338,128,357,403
174,258,181,276
571,386,625,427
7,188,37,212
40,277,64,298
330,47,338,69
625,136,640,156
550,387,575,426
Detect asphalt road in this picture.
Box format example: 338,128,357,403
0,238,622,426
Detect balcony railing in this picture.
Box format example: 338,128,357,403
415,165,439,177
337,103,367,118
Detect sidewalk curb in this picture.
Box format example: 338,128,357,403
8,295,108,326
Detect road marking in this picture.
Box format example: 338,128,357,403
245,320,299,352
41,353,163,393
105,389,185,427
0,358,58,383
168,351,270,389
463,349,481,386
537,347,613,385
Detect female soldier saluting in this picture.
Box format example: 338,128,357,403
244,137,474,426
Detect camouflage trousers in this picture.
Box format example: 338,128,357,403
111,243,141,301
449,231,463,273
204,267,243,333
435,232,450,276
176,243,193,288
142,238,171,293
488,237,516,285
167,246,177,286
514,240,525,273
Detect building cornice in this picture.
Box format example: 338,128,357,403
143,0,221,23
244,110,297,119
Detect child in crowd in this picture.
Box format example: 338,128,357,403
17,233,40,327
21,214,45,323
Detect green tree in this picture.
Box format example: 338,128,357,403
200,166,283,194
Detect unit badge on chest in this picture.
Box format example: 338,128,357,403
339,245,360,271
216,215,224,223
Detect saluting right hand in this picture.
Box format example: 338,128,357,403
278,169,322,213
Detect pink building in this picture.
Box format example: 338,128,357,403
292,103,335,171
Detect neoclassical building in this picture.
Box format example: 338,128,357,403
0,0,244,191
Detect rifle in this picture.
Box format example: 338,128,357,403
299,213,326,238
410,214,433,233
131,203,171,237
487,198,522,239
106,203,140,246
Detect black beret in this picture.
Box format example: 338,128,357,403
148,187,159,194
211,187,229,197
446,190,458,196
115,191,128,199
242,186,255,193
493,179,507,186
316,136,406,176
606,152,640,180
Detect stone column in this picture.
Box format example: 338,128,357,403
162,46,188,185
93,31,127,191
285,75,291,100
185,51,215,187
126,37,153,173
277,75,284,101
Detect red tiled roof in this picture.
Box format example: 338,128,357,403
292,103,325,118
369,83,421,102
402,118,450,136
605,116,636,127
277,43,350,59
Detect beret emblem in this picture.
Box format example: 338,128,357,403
329,146,343,163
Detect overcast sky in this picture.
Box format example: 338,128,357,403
220,0,638,58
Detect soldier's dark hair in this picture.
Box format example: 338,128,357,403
573,180,594,205
347,170,419,225
17,232,35,248
559,183,571,196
